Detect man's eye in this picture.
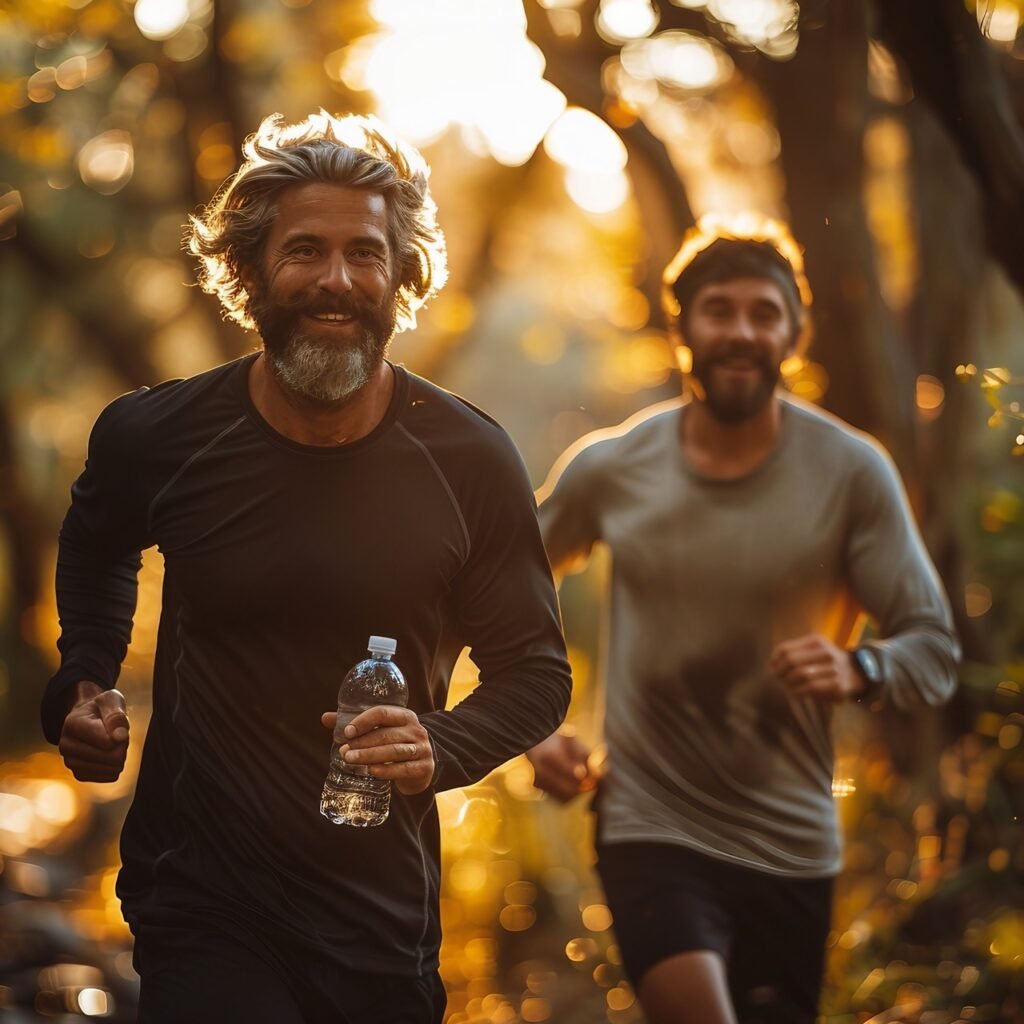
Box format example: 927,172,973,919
352,248,378,260
291,246,317,258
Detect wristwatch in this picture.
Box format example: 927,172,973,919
850,646,885,707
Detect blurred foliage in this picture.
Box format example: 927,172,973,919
2,1,1024,1022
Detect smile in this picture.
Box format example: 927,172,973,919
309,313,355,323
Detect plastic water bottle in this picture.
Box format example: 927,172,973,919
320,636,408,827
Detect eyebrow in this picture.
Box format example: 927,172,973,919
277,231,389,250
698,292,784,311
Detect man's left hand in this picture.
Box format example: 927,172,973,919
769,633,862,701
320,706,435,796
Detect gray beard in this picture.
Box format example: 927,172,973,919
267,332,381,407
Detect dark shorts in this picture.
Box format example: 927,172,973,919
596,841,833,1024
133,907,446,1024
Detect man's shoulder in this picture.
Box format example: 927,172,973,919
562,398,682,472
401,369,521,457
90,356,251,460
782,395,893,471
99,356,249,427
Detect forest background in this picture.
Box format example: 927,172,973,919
1,0,1023,1021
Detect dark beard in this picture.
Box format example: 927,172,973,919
250,283,397,408
691,342,780,423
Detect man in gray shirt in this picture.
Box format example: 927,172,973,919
528,226,959,1024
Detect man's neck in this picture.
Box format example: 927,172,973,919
248,353,395,447
680,394,783,480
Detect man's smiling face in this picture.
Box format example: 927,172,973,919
682,276,797,423
247,182,397,407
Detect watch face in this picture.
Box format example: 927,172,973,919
855,647,882,685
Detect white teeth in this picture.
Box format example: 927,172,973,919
313,313,351,321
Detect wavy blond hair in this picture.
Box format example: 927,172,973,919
187,111,448,333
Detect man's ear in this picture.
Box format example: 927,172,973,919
238,262,257,296
667,322,692,375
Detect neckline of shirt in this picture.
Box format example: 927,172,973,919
232,352,410,457
673,397,793,486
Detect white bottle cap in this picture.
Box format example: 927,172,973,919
367,636,397,656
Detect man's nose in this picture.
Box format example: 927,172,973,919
729,313,757,341
317,253,353,295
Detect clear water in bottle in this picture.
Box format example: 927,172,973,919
320,636,408,827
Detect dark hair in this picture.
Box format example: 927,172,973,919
187,111,447,334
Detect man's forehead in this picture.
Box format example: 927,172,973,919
693,276,789,304
271,183,389,237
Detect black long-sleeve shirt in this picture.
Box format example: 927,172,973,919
42,355,571,975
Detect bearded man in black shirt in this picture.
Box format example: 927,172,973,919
42,112,572,1024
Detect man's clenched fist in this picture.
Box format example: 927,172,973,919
59,682,130,782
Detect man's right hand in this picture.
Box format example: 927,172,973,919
526,731,596,803
58,682,130,783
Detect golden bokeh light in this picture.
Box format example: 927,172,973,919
78,131,134,195
545,107,628,174
706,0,799,57
341,0,567,164
564,166,631,214
964,583,992,618
133,0,192,41
606,983,635,1010
581,902,613,931
565,936,599,962
498,903,536,931
601,333,674,392
27,67,57,104
165,25,209,63
915,374,945,422
621,31,733,92
979,1,1021,43
787,360,829,404
520,995,551,1021
596,0,659,44
77,987,111,1017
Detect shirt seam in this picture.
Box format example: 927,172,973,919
146,416,247,535
395,422,472,564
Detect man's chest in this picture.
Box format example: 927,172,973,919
148,445,466,627
599,469,852,601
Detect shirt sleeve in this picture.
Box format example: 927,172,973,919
40,392,152,744
844,441,960,709
419,437,572,792
536,437,605,577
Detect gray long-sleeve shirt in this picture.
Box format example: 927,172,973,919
540,395,959,877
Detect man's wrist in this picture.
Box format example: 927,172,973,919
62,680,104,720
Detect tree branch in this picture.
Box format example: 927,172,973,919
874,0,1024,297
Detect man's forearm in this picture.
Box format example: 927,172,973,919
421,651,572,792
42,531,141,744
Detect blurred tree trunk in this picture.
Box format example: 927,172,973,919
753,0,917,474
906,102,990,677
753,0,973,778
875,0,1024,301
